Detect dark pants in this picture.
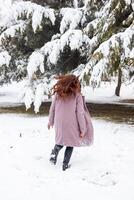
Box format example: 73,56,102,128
52,144,73,165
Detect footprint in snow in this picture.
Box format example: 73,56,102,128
82,171,117,187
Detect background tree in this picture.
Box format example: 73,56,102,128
0,0,133,111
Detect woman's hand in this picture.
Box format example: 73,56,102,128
47,123,53,130
80,132,85,138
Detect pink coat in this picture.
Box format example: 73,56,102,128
48,92,94,147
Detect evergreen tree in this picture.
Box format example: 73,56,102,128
0,0,133,111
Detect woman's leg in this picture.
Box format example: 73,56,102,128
63,146,73,170
50,144,63,164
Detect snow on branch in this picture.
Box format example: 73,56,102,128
41,38,60,66
73,0,79,8
124,0,134,11
80,25,134,87
96,26,134,58
41,29,90,64
21,77,50,113
23,86,34,111
27,29,90,79
33,83,46,113
0,51,11,67
11,1,55,33
27,51,44,79
0,1,55,33
0,21,27,44
60,8,86,34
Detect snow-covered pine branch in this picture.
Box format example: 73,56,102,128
42,29,90,64
84,0,133,54
60,7,86,34
0,1,56,85
27,29,90,79
80,24,134,88
0,51,11,67
0,1,55,33
21,76,53,113
12,1,55,32
0,21,27,45
27,51,44,79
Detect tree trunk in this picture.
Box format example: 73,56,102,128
115,68,122,96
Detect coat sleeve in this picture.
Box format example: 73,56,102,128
76,93,86,134
48,94,57,126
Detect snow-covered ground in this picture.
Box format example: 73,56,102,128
0,82,25,104
82,82,134,102
0,114,134,200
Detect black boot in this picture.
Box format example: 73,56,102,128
50,145,63,165
62,146,73,171
62,163,69,171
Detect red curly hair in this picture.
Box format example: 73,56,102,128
52,74,81,98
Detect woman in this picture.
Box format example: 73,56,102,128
47,74,93,171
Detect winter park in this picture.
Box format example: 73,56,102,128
0,0,134,200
